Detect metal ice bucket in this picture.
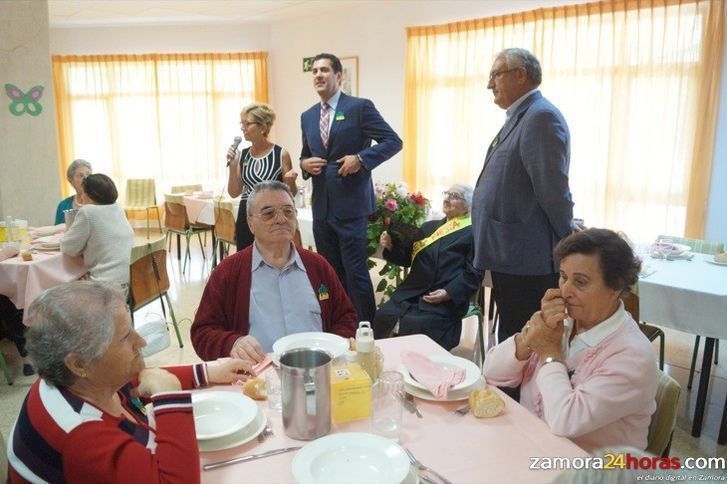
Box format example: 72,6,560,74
280,348,331,440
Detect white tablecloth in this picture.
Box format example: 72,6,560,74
182,196,241,225
638,253,727,339
296,207,314,249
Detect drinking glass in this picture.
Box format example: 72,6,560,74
265,371,282,412
371,371,404,441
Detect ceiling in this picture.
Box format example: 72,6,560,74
47,0,356,27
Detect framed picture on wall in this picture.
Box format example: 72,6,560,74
340,56,359,96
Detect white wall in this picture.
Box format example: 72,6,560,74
46,0,726,241
704,43,727,245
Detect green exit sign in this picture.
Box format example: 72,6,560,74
303,57,315,72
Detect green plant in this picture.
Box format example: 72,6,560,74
367,182,429,302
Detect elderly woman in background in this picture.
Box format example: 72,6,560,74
7,282,254,483
373,183,483,350
61,174,134,287
485,228,657,452
227,103,298,251
55,158,92,225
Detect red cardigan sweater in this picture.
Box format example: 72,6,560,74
191,245,357,360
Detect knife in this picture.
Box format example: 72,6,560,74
398,390,423,418
203,446,303,471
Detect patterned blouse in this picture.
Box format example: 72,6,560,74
240,144,283,200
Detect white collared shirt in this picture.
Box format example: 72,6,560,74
566,300,627,361
505,87,540,122
321,90,342,137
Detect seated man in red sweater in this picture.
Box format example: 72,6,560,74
191,181,357,362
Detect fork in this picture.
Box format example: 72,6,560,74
454,404,470,416
257,424,273,443
403,447,453,484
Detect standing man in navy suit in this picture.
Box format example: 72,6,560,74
300,53,402,323
472,48,575,344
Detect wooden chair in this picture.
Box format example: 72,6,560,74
646,370,681,457
625,292,664,370
128,237,183,348
212,199,237,264
657,235,724,389
163,194,213,273
125,179,162,239
171,184,203,194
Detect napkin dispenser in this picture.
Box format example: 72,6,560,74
330,363,372,423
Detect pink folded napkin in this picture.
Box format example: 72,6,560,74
401,351,466,399
0,245,19,262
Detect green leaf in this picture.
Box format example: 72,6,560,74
376,279,388,292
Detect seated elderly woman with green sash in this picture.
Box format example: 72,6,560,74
373,183,483,350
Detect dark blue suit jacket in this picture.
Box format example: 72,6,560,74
300,92,401,220
472,91,574,275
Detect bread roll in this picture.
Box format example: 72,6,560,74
20,250,33,262
715,252,727,263
243,377,268,400
468,388,505,418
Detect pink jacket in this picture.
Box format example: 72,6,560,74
484,315,657,453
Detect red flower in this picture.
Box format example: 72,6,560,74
368,213,377,221
409,192,427,206
384,217,392,226
383,199,398,211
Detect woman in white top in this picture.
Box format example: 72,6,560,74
61,174,134,286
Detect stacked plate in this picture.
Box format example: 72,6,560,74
650,242,691,259
398,354,483,402
272,332,349,365
292,432,418,484
193,391,267,452
32,235,61,251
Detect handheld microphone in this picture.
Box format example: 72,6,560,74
226,136,243,167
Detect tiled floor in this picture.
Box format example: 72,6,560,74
2,230,727,466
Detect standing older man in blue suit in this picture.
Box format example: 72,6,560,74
472,48,575,344
301,53,402,323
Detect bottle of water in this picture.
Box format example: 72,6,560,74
356,321,379,382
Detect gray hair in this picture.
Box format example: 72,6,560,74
26,281,125,387
450,182,474,210
499,48,542,86
66,159,93,182
246,180,295,216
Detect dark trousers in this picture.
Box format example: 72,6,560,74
235,199,254,251
373,298,461,350
491,271,560,343
0,295,27,357
313,216,375,323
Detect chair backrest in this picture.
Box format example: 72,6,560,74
163,194,189,232
125,179,157,208
129,238,170,311
214,200,237,244
646,370,681,457
171,184,203,194
657,235,724,255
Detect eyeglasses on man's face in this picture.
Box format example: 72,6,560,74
442,191,465,201
488,67,519,83
254,205,297,222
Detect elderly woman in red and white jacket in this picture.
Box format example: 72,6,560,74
8,281,255,484
485,228,657,453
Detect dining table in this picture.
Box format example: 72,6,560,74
637,252,727,441
0,249,87,322
199,334,586,483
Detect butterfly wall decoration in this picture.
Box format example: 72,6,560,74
5,84,44,116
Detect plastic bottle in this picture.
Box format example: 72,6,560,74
356,321,379,381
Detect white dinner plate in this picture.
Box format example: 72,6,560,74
292,432,410,484
193,391,258,440
707,259,727,266
651,242,691,254
33,246,60,252
198,408,267,452
272,332,348,361
398,354,481,392
404,377,485,402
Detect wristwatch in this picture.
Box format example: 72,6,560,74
542,356,561,366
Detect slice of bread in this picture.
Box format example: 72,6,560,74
469,388,505,418
243,377,268,400
715,252,727,263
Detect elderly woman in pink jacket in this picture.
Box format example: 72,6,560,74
485,228,657,453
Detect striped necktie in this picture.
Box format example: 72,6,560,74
320,102,330,149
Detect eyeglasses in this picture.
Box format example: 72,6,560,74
488,68,519,82
253,205,297,222
442,191,465,201
240,121,259,128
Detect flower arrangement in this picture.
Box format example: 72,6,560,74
367,182,430,300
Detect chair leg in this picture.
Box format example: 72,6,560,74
715,339,719,365
688,335,700,390
145,208,150,239
176,234,181,260
476,313,485,368
163,293,183,348
154,207,162,235
0,351,13,385
196,232,206,260
657,332,665,371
